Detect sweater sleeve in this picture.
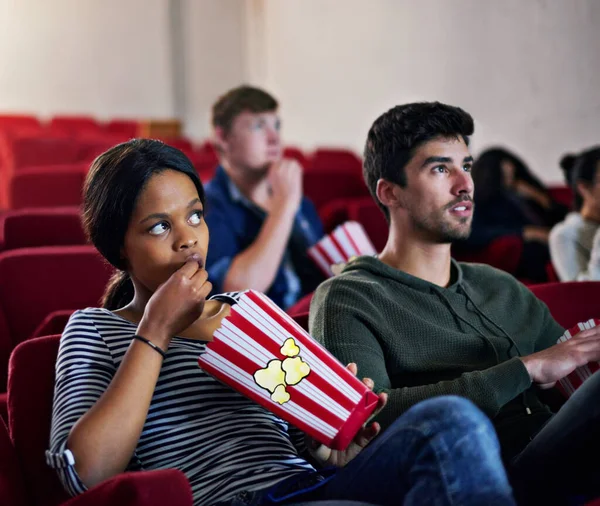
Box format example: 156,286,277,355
310,279,533,428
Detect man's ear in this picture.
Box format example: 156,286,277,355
376,179,404,212
213,126,228,153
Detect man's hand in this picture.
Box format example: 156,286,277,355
264,158,303,215
307,363,388,468
521,325,600,388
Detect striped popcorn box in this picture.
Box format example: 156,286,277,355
308,221,377,278
198,290,379,451
556,318,600,398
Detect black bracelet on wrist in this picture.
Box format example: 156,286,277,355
133,334,167,359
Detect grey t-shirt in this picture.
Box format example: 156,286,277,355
549,212,600,280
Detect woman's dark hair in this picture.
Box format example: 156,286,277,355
82,138,205,310
472,147,545,204
561,146,600,211
363,101,474,220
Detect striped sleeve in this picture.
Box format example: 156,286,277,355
45,310,118,497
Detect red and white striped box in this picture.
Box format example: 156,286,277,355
556,318,600,398
198,290,379,451
308,221,377,278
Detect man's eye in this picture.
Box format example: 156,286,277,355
433,166,447,173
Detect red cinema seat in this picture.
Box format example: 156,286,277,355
10,165,87,209
0,245,113,391
346,197,388,252
7,335,194,506
0,114,40,128
287,292,314,317
0,416,27,506
76,136,125,163
0,207,85,251
304,170,369,211
1,136,80,171
530,282,600,329
190,152,218,183
548,185,573,210
49,116,104,137
453,235,524,275
160,137,194,158
105,119,140,138
308,148,363,174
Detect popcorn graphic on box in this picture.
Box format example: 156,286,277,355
556,318,600,398
198,290,379,450
308,221,377,278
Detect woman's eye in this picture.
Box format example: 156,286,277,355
148,222,169,235
463,164,472,172
189,210,203,225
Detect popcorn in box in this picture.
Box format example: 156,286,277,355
308,221,377,278
556,318,600,398
198,290,379,450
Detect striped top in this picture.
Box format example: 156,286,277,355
46,293,315,506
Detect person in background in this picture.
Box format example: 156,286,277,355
460,147,564,281
550,147,600,280
204,85,324,309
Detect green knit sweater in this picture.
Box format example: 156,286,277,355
310,256,565,457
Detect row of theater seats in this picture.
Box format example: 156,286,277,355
2,280,600,506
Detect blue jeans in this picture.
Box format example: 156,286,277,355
222,396,515,506
510,371,600,505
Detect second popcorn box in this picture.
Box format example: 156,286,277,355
198,290,379,451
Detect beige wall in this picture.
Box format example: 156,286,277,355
178,0,246,139
0,0,598,183
0,0,175,118
257,0,600,183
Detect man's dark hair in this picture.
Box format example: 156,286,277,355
212,85,278,133
363,102,475,220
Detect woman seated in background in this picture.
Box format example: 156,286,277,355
45,139,516,506
550,147,600,280
460,147,565,281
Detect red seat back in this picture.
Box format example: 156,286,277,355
8,335,68,506
304,170,369,211
0,246,113,390
105,119,139,138
530,282,600,329
49,116,104,137
0,114,41,131
346,197,388,252
1,207,85,250
31,309,75,338
453,235,523,275
76,136,127,163
548,185,573,209
291,312,309,332
287,293,314,317
10,165,87,209
0,416,28,506
308,148,363,174
2,136,80,171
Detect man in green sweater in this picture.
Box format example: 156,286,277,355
310,102,600,504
